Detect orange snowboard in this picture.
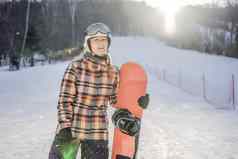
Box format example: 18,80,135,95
112,62,148,159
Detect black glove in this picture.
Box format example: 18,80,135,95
55,127,73,146
137,93,150,109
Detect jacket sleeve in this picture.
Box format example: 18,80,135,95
57,63,77,129
109,69,119,105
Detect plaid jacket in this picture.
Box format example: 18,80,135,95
56,52,119,141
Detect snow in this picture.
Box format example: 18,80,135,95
1,37,238,159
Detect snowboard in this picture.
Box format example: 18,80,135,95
111,62,148,159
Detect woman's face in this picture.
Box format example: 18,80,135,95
89,36,109,56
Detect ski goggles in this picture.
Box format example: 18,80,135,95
85,23,111,36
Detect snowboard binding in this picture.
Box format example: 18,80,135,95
112,109,141,136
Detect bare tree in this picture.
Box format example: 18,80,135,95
21,0,31,55
69,0,77,46
226,0,238,46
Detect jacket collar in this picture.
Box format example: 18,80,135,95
84,52,111,66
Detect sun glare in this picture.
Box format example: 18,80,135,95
134,0,183,34
159,1,181,34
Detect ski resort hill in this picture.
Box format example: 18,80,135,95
0,37,238,159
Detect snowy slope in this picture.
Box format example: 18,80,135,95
111,37,238,108
0,37,238,159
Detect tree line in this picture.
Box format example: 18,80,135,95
173,1,238,58
0,0,163,70
1,0,238,70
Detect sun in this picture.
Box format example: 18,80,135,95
159,1,181,34
133,0,182,34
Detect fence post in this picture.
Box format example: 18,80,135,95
232,74,235,110
157,69,160,80
202,73,207,102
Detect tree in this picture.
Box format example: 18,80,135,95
226,0,238,46
21,0,31,57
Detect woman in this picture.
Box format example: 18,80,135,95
49,23,149,159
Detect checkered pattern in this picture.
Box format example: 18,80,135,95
57,52,119,140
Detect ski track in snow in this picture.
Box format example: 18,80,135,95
1,37,238,159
